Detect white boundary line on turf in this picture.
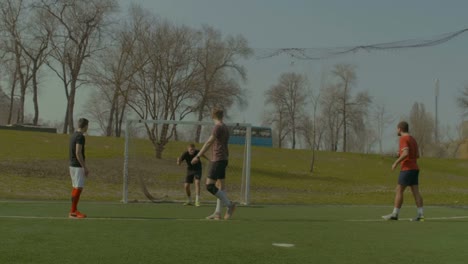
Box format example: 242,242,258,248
0,215,237,222
345,216,468,222
3,214,468,222
3,200,468,209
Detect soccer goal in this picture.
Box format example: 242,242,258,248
122,119,252,205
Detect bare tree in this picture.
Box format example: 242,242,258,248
0,59,19,124
320,64,372,153
81,89,110,135
264,86,290,148
346,91,373,152
331,63,357,152
310,92,324,171
409,102,435,156
266,72,308,149
87,5,148,137
320,83,342,151
373,104,395,154
125,17,200,158
0,86,20,124
38,0,118,133
17,7,53,125
0,0,33,124
193,26,252,142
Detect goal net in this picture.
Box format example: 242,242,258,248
122,119,252,205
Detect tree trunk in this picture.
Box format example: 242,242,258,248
195,107,204,143
62,77,70,134
67,81,77,134
17,85,26,124
291,120,296,149
155,123,170,159
116,101,126,138
155,142,164,159
309,147,316,173
7,69,17,124
343,83,348,152
62,104,69,134
32,66,40,125
106,89,119,136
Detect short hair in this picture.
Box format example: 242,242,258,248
211,108,224,120
398,121,409,133
188,143,195,148
78,118,89,129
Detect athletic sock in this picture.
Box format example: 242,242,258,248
71,188,82,212
417,207,424,216
214,199,221,214
214,190,231,207
187,195,192,203
195,195,200,203
392,208,400,216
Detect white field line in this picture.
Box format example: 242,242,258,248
3,200,468,209
1,214,468,222
345,216,468,222
0,215,229,221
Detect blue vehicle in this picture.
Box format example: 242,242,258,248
228,125,273,147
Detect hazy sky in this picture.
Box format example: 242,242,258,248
26,0,468,150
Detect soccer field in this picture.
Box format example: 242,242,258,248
1,201,468,264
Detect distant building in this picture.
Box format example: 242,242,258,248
0,89,19,125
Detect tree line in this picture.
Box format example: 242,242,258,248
263,65,468,160
0,0,251,158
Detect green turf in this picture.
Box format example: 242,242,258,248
1,201,468,264
2,127,468,264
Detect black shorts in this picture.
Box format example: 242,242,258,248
398,170,419,186
185,171,202,184
208,160,228,180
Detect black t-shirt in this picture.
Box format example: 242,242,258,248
179,150,202,172
70,131,85,167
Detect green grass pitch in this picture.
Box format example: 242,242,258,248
1,130,468,263
1,201,468,264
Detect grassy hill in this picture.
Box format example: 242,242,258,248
1,129,467,205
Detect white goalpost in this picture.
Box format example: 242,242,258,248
122,119,252,205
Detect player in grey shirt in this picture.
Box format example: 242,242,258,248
191,108,237,220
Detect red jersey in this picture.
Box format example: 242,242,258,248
399,135,419,171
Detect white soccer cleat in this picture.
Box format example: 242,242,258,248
382,213,398,221
206,213,221,220
224,202,237,220
411,215,425,222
